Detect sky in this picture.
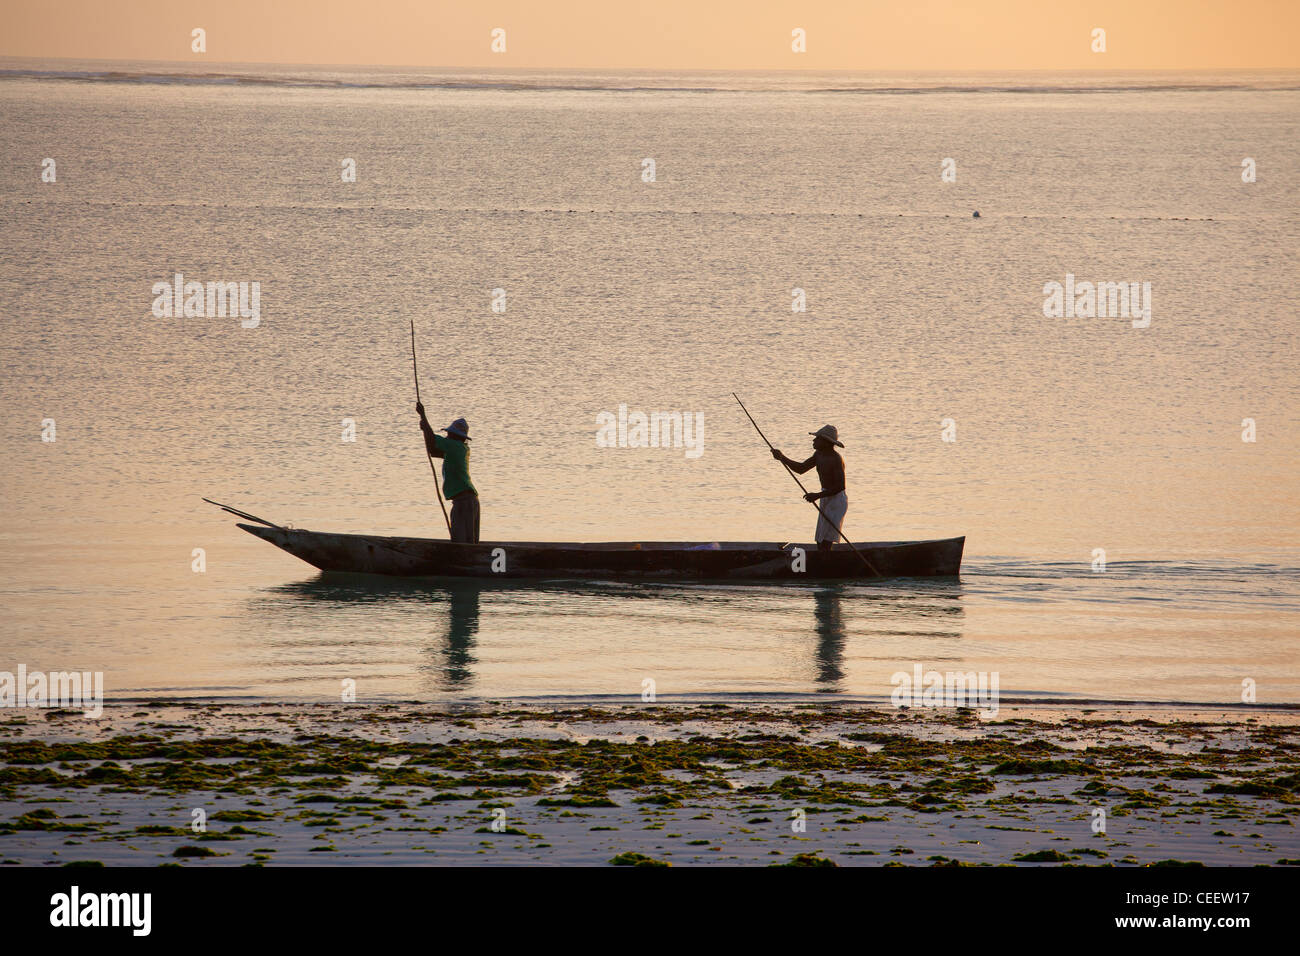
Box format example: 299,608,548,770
2,0,1297,71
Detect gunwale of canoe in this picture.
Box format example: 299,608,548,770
236,523,964,581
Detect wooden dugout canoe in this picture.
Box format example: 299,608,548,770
236,523,965,581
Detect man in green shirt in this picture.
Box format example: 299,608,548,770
416,403,479,542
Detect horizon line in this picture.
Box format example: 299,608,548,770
5,55,1300,76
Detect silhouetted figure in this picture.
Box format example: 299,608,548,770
772,424,847,552
417,403,479,542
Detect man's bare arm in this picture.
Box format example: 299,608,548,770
784,453,817,475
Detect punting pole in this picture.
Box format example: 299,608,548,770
201,498,284,530
410,319,453,537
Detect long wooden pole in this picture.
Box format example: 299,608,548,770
732,392,881,577
411,320,452,536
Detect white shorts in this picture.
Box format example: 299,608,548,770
815,491,848,544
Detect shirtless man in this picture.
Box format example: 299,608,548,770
771,425,847,552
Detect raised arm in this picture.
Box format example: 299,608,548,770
417,402,444,458
771,448,816,474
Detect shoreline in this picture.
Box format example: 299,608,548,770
18,694,1300,713
2,701,1297,867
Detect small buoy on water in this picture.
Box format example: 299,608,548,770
973,210,980,218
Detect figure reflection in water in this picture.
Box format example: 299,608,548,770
435,585,481,688
813,588,846,688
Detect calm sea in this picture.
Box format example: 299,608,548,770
1,61,1297,705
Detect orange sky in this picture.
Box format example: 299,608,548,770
3,0,1297,70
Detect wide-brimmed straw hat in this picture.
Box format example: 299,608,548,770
443,417,471,440
809,424,844,448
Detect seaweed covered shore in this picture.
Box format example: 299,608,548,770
2,701,1297,866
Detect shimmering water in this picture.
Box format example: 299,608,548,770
1,62,1297,704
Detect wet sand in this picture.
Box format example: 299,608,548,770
2,701,1297,866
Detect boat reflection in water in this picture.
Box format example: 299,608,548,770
261,576,484,690
257,576,964,697
808,583,965,692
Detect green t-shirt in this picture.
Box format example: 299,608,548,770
433,434,477,499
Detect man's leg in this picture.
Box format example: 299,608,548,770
469,495,481,544
816,492,847,553
449,496,469,542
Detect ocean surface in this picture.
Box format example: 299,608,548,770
1,60,1297,705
